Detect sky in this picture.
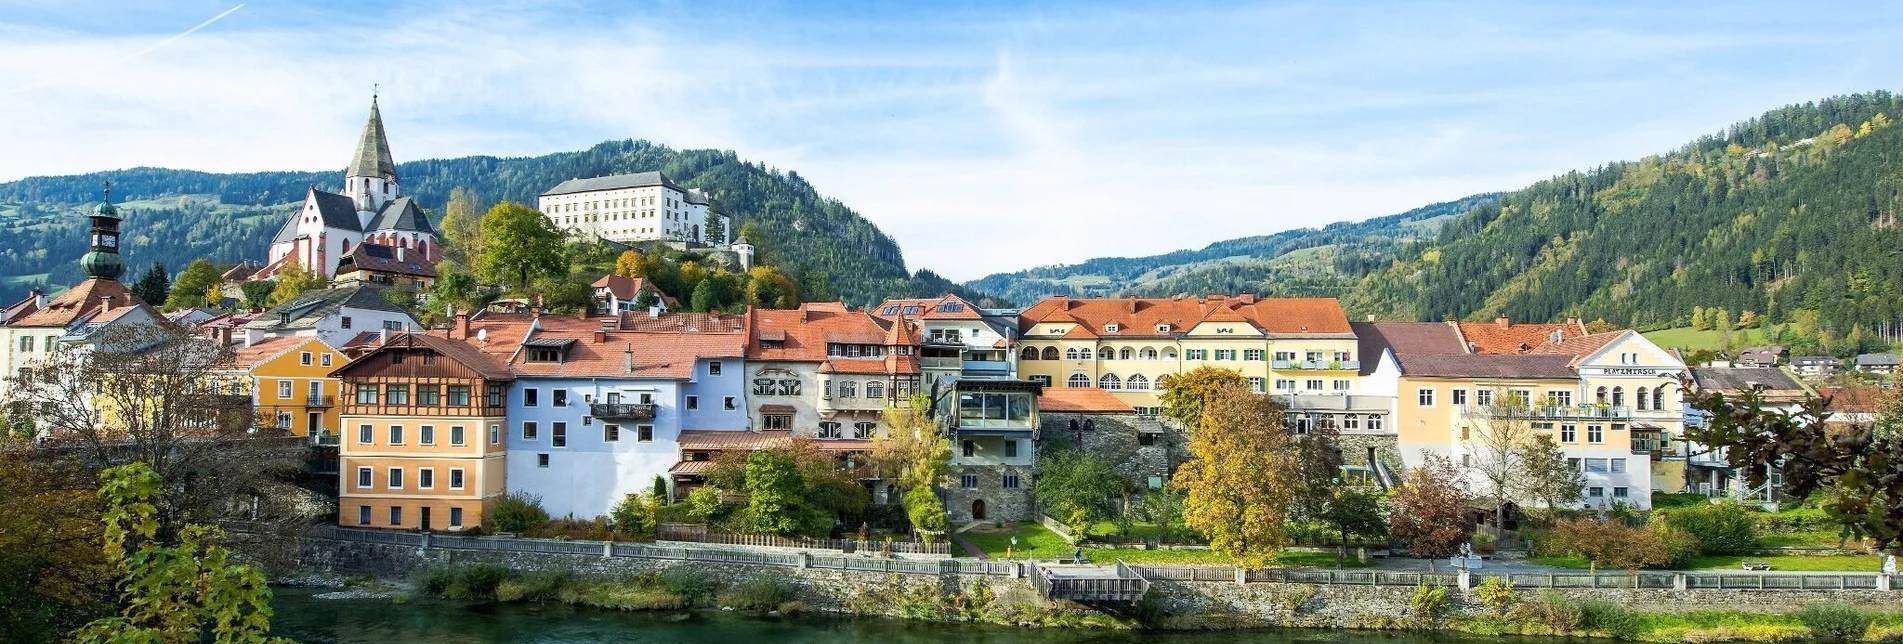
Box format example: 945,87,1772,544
3,1,1903,281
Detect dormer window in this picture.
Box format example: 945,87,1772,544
526,348,561,363
1105,323,1120,333
1156,324,1171,334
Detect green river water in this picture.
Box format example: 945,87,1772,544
268,588,1555,644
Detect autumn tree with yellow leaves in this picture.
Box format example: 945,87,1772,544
1171,383,1298,569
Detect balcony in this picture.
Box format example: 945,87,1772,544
1462,404,1631,420
1273,359,1359,371
961,360,1010,375
920,356,962,370
922,334,967,347
590,402,657,420
1276,394,1395,413
305,394,335,407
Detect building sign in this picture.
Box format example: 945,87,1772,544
1579,367,1683,377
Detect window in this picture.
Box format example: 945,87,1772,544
818,421,842,439
763,414,792,430
356,467,372,488
448,425,465,446
553,390,568,407
637,425,653,442
960,474,978,489
838,381,857,398
1029,375,1052,386
1155,324,1171,333
388,425,405,445
389,506,401,525
1587,424,1604,444
1636,387,1650,411
275,411,292,429
418,468,434,490
450,468,465,490
1452,389,1468,406
418,385,440,406
1004,440,1018,458
1247,377,1266,393
1042,347,1060,360
1098,347,1114,360
322,354,332,367
277,380,293,399
419,425,435,445
1653,386,1668,410
1551,391,1573,407
1610,458,1627,473
525,347,561,363
1244,349,1265,361
708,361,722,376
604,424,620,442
1417,388,1436,407
961,440,976,457
1139,432,1157,446
1185,349,1207,360
537,454,550,468
1126,374,1149,390
357,424,372,444
853,422,875,439
1611,387,1625,407
1613,487,1629,499
866,382,885,399
387,467,403,489
309,380,323,400
488,385,503,407
1067,373,1090,388
300,351,313,366
1100,373,1122,390
1214,349,1236,361
386,385,409,405
1275,378,1296,391
522,422,538,441
1560,424,1577,442
1118,347,1132,360
724,397,737,411
341,316,353,329
16,336,29,352
448,385,470,406
523,388,539,407
449,508,464,527
1585,458,1609,472
1367,414,1384,430
1304,379,1323,391
1003,474,1021,489
551,422,567,448
489,424,500,445
1588,487,1604,498
357,506,370,526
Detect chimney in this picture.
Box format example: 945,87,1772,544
378,328,389,346
453,312,471,341
100,295,114,312
1495,316,1510,328
396,245,407,262
1366,314,1375,322
648,306,661,320
1238,292,1256,304
623,342,634,373
1567,317,1581,328
600,318,617,331
31,288,43,308
594,329,607,344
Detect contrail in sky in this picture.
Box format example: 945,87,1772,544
14,3,247,93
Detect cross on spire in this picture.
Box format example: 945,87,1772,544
373,83,379,100
102,178,111,202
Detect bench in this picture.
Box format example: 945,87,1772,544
1741,561,1773,571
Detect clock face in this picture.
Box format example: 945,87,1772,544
102,236,117,248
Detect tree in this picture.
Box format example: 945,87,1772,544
1289,422,1344,522
430,264,476,312
743,449,826,537
238,280,275,311
163,259,224,310
1584,318,1618,334
1737,310,1760,329
872,395,951,539
1685,385,1903,554
1715,308,1735,353
787,438,870,526
1542,517,1689,575
1319,487,1388,567
269,262,323,306
0,444,109,642
1173,384,1297,569
1512,433,1585,512
1156,366,1246,434
744,266,800,309
73,463,293,644
130,263,170,307
614,250,644,277
1389,455,1472,571
703,209,726,245
478,201,565,288
1035,449,1126,530
439,187,485,268
1134,488,1187,543
1690,306,1710,331
800,270,833,303
1465,389,1561,527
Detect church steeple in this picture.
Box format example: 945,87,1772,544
344,91,399,213
79,181,126,281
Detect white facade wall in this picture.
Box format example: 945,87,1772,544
506,377,682,520
540,186,723,245
243,307,420,348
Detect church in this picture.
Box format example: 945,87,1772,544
259,97,438,280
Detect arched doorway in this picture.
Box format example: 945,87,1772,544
971,499,987,521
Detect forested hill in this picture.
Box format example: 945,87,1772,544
964,194,1498,305
0,140,973,304
1344,91,1903,350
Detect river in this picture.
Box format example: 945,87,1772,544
268,588,1554,644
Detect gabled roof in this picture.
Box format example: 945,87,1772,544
0,290,40,325
1351,321,1466,375
309,189,364,232
1396,354,1578,379
347,98,397,179
221,261,263,282
1456,318,1588,355
1038,388,1134,413
1690,367,1805,394
1017,295,1352,338
336,331,513,381
1854,353,1899,366
13,279,143,328
591,274,677,307
221,336,333,371
366,197,433,235
872,295,983,321
492,316,746,380
1528,331,1627,366
749,303,896,362
541,171,685,197
336,243,437,278
678,430,792,451
244,285,414,332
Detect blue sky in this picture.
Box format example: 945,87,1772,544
4,1,1902,280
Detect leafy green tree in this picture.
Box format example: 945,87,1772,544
238,280,275,311
743,450,826,536
73,463,293,644
1157,366,1246,434
1289,423,1344,522
1320,487,1388,567
163,259,223,310
1035,449,1126,530
269,262,323,306
430,264,476,311
1513,433,1585,512
1690,306,1711,331
745,266,800,309
702,209,725,245
439,187,485,268
800,270,833,303
130,263,169,306
873,395,951,539
478,201,565,288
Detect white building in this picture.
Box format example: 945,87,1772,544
539,172,727,246
262,97,438,279
242,285,420,348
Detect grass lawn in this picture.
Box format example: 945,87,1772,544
1756,530,1853,548
1527,553,1883,572
1642,326,1770,352
961,522,1373,568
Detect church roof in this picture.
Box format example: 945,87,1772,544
347,98,397,180
541,171,686,197
367,196,433,234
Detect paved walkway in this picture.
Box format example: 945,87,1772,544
948,530,988,559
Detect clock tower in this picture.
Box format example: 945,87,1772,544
79,183,126,281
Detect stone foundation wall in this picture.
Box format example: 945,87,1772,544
944,465,1036,523
1335,433,1402,472
1038,411,1187,488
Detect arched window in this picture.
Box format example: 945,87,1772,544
1064,347,1080,360
1636,387,1649,411
1098,347,1115,360
840,381,858,398
1119,347,1133,360
1021,347,1039,361
1653,386,1668,410
1068,419,1079,431
1140,347,1158,360
1067,373,1091,388
1099,373,1121,390
1126,374,1150,390
1162,348,1179,360
1041,347,1059,361
1595,386,1608,404
1611,387,1625,407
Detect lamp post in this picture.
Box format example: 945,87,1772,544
1008,535,1017,559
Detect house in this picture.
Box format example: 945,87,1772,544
1789,356,1840,379
1680,367,1810,501
332,243,437,292
873,295,1018,392
942,378,1042,523
0,289,42,325
1033,386,1181,491
1853,353,1899,376
1733,346,1787,368
334,331,512,531
259,97,438,280
590,274,675,315
219,336,349,443
243,285,419,347
745,303,922,442
539,172,726,246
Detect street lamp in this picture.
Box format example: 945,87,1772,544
1008,535,1017,559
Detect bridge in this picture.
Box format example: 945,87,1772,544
1032,560,1150,602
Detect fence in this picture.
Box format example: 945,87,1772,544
312,527,992,576
654,522,950,556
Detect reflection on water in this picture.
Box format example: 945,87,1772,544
269,588,1542,644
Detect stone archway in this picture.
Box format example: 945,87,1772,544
971,499,987,521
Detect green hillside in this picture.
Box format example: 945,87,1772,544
0,140,976,304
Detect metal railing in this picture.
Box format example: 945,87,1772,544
588,402,657,420
1463,404,1631,420
1273,359,1360,371
311,526,982,574
306,395,336,407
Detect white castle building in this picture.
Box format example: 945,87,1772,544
263,97,439,279
538,172,729,246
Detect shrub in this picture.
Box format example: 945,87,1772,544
1473,577,1517,615
440,563,513,601
495,570,570,603
660,567,718,606
1796,603,1871,641
610,493,657,536
416,566,456,596
686,486,726,521
1755,507,1833,533
1524,591,1581,633
1662,503,1757,555
777,600,811,616
720,574,800,610
1655,525,1703,569
1410,583,1448,623
1577,599,1641,640
1280,584,1318,613
490,492,551,534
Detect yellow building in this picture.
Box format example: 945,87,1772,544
1015,295,1361,414
222,336,348,442
335,330,512,531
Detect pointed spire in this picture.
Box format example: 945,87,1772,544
346,94,397,180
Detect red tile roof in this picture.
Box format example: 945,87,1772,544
749,303,905,362
1018,295,1352,338
14,279,144,327
872,295,983,320
336,243,437,278
222,336,310,370
1456,318,1588,355
475,315,746,380
1038,388,1135,413
679,430,793,451
591,274,678,307
1528,331,1626,365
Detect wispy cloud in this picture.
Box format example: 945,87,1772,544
3,1,1902,280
